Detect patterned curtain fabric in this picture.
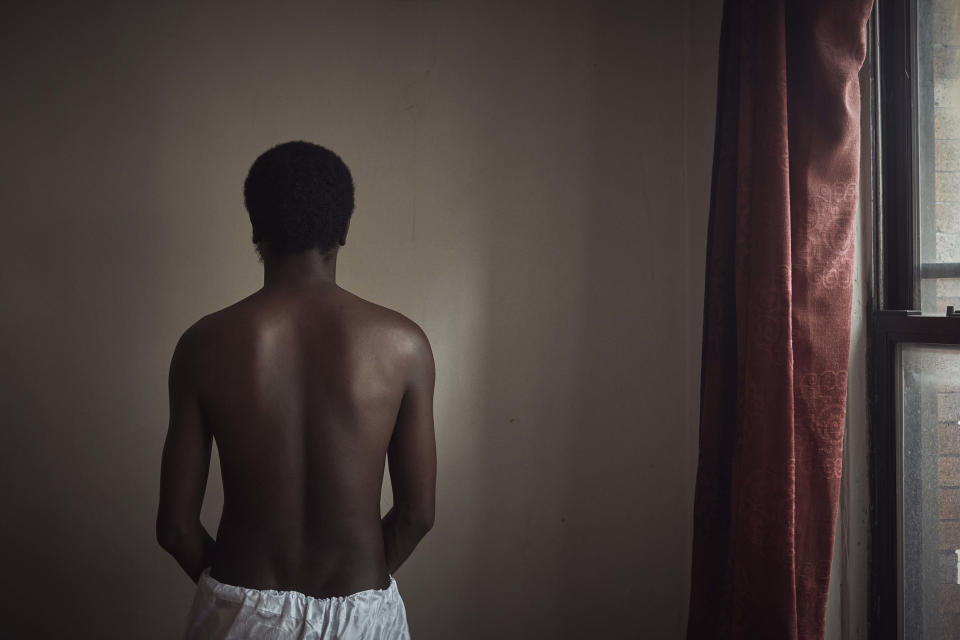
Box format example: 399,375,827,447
686,1,874,638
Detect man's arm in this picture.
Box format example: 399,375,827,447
156,323,216,583
382,323,437,575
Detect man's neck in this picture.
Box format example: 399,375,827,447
262,248,339,289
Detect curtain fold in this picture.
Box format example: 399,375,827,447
686,1,873,638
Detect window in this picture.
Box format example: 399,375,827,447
870,0,960,637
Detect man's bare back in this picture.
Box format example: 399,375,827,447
157,280,436,599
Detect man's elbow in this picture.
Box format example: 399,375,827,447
402,505,434,535
416,511,435,535
156,514,191,553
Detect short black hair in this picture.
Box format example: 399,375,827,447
244,141,355,258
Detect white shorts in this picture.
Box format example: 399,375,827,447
183,568,410,640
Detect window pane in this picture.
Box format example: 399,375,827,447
920,0,960,312
899,344,960,638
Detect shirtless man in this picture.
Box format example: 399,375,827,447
156,141,435,638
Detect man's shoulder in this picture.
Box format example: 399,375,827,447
340,292,432,364
340,291,423,336
172,296,251,357
180,288,276,337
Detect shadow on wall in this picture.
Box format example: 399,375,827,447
0,4,197,632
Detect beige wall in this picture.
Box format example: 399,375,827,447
0,1,721,637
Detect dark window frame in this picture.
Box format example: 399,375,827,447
868,0,960,637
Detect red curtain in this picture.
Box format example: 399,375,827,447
686,1,873,638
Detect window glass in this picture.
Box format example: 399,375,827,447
898,343,960,637
920,0,960,313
